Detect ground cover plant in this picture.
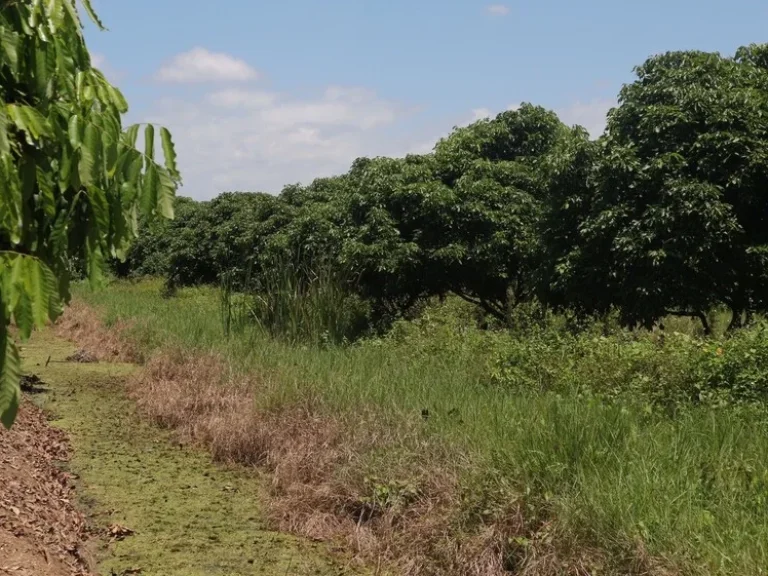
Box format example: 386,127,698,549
66,279,768,575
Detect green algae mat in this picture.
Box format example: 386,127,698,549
20,330,358,576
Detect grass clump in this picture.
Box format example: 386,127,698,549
65,279,768,575
221,257,370,346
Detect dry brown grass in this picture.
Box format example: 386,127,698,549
54,300,139,363
59,300,672,576
128,347,651,576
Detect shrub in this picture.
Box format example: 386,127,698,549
489,321,768,411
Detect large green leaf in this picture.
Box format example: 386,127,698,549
68,114,82,149
123,124,140,148
85,233,106,288
88,185,110,233
7,104,51,143
141,161,159,216
36,165,56,218
4,253,61,338
107,84,129,114
144,124,155,162
79,121,102,186
157,166,176,218
160,127,180,180
0,336,21,430
0,25,20,72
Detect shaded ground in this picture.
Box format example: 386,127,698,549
9,331,359,576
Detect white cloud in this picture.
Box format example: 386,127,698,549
486,4,510,15
144,50,615,200
556,98,615,138
142,85,417,198
156,48,258,83
471,108,492,121
207,89,277,109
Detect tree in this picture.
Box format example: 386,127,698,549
0,1,180,428
536,125,599,311
112,196,198,278
557,47,768,332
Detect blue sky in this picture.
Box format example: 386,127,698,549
84,0,768,199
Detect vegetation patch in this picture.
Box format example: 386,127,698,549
21,329,359,576
64,285,768,575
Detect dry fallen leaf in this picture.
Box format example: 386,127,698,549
107,524,135,541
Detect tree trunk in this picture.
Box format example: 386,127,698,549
696,311,712,336
727,308,743,333
663,310,711,336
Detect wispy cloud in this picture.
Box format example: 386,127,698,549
556,98,615,138
156,48,258,83
486,4,510,16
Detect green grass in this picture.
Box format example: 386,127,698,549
75,278,768,575
19,328,360,576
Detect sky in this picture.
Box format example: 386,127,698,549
83,0,768,200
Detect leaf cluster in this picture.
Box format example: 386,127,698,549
0,1,180,427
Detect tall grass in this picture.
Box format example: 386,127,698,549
220,258,369,345
73,279,768,575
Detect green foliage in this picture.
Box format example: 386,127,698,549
225,256,370,346
489,320,768,411
111,41,768,344
556,48,768,330
0,1,179,427
123,105,575,330
78,281,768,574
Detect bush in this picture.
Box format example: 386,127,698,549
488,321,768,411
693,322,768,405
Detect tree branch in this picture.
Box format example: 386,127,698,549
663,309,711,336
453,290,506,322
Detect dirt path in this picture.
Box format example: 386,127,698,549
7,330,359,576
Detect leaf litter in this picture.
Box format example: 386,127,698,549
0,398,93,576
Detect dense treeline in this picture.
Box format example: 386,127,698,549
118,45,768,335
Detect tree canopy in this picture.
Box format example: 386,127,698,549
555,48,768,331
116,44,768,339
0,1,179,428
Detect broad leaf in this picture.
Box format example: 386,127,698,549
79,121,102,186
160,127,180,180
7,104,51,143
144,124,154,162
0,336,21,430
